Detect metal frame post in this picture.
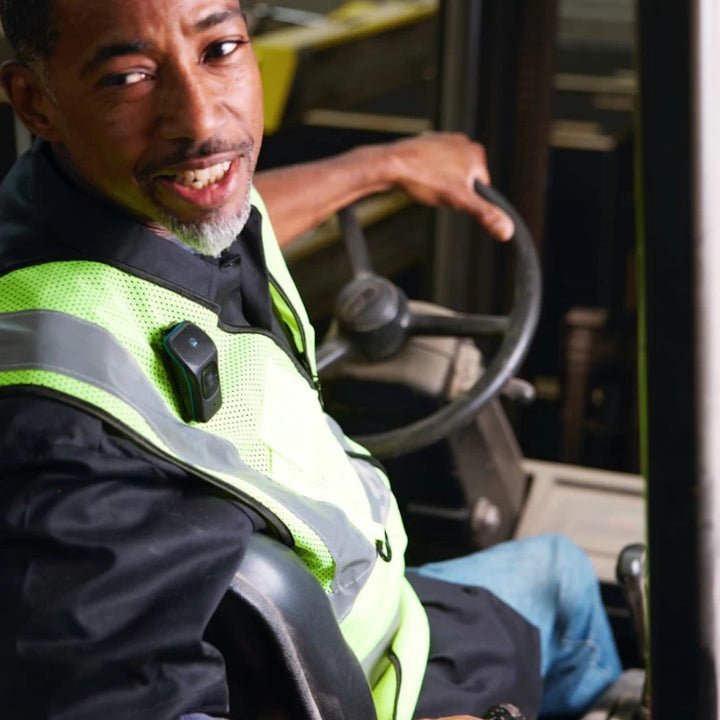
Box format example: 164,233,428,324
637,0,719,714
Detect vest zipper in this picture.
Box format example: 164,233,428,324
346,450,388,476
216,323,317,392
388,650,403,720
267,273,321,394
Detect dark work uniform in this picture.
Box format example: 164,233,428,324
0,142,541,720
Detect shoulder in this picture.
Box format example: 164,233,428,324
0,144,82,273
0,391,262,531
0,393,107,456
0,393,259,720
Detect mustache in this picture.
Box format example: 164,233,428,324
139,139,254,177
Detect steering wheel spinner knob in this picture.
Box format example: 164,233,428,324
336,276,410,360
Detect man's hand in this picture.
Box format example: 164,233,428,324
254,131,513,246
381,133,514,241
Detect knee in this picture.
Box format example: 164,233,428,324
545,533,591,564
540,533,599,594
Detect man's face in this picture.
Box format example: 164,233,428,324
40,0,264,249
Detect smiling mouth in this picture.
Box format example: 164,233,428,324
166,160,233,190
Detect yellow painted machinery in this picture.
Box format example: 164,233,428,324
251,1,438,134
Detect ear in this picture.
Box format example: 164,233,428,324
0,60,62,142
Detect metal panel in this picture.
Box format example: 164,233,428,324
637,0,719,714
693,0,720,713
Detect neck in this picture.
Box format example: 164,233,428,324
49,142,173,239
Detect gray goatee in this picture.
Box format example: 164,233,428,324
161,191,253,256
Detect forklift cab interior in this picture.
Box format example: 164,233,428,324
296,1,719,713
232,3,654,719
229,0,720,710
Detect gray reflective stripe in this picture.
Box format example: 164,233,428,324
0,310,246,473
325,415,391,525
0,309,372,619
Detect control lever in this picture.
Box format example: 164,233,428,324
501,377,536,404
616,543,650,717
616,543,647,662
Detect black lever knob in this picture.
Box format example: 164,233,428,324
616,542,647,662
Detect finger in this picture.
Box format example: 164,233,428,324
471,149,491,186
485,207,514,241
463,140,491,186
474,165,491,187
471,180,514,240
470,195,514,241
449,133,490,185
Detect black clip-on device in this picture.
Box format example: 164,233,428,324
162,321,222,423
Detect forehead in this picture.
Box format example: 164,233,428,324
51,0,242,56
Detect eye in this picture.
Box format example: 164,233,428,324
204,39,246,61
100,70,153,87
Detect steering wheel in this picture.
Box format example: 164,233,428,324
316,182,542,459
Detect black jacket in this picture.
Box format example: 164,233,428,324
0,142,541,720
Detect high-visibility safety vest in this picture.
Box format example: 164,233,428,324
0,187,430,720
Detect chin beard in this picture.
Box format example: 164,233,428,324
160,195,253,256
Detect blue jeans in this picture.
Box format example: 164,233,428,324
412,533,622,716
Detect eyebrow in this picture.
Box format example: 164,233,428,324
80,40,153,78
79,7,245,79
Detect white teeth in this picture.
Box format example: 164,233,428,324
174,160,232,190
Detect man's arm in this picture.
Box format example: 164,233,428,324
0,396,259,720
253,132,514,246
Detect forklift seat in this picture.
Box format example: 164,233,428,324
225,534,645,720
225,533,377,720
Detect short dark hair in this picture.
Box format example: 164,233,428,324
0,0,59,67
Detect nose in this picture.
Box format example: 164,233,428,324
156,62,224,142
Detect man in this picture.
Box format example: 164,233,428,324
0,1,622,719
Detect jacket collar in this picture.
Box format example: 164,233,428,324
0,139,265,308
